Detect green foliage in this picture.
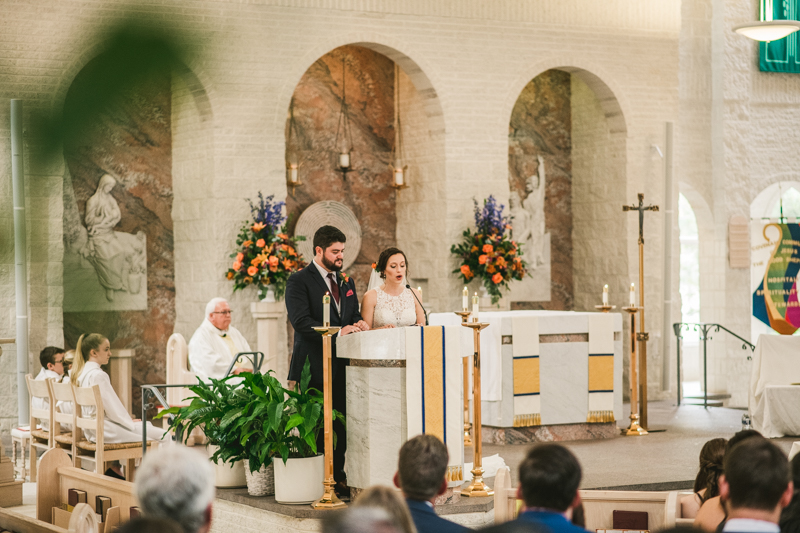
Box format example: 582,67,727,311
159,359,339,473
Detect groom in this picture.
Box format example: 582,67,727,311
285,225,369,497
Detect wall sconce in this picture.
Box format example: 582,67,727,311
286,98,303,196
334,58,354,176
390,63,409,192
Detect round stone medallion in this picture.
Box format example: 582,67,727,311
294,201,362,271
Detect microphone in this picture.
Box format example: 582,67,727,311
406,284,429,326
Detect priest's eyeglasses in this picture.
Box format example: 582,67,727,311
212,310,233,316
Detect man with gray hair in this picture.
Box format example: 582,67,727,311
188,297,252,381
135,446,215,533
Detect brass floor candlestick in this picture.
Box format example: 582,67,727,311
311,325,345,509
461,319,492,497
622,307,647,436
455,311,473,446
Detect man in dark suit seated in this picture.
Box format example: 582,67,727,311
515,444,588,533
393,435,468,533
718,438,793,533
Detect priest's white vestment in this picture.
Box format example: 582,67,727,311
188,319,252,382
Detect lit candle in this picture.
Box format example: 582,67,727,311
394,168,404,186
288,165,298,184
602,284,609,305
472,292,479,320
339,152,350,169
323,292,331,326
629,283,635,307
417,286,422,301
462,287,469,311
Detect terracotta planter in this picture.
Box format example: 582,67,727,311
273,455,324,504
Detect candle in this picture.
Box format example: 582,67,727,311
394,168,404,186
472,292,479,320
323,292,331,326
339,152,350,168
288,165,298,184
462,287,469,311
629,283,635,307
602,284,609,305
417,286,422,300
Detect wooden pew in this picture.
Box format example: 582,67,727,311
0,508,67,533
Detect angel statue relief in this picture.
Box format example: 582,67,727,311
79,174,146,301
510,155,547,269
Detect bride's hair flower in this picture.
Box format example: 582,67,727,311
371,262,377,271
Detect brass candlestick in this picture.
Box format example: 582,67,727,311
461,319,492,497
455,311,473,446
594,304,616,313
311,325,346,509
621,307,647,436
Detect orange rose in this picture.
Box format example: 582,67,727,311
478,254,488,265
482,244,493,254
247,266,258,276
492,273,503,284
486,265,496,274
232,261,242,270
268,256,279,267
252,222,266,232
226,271,234,280
256,239,265,248
236,252,244,262
460,264,471,276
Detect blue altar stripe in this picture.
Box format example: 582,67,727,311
420,326,425,434
442,326,446,445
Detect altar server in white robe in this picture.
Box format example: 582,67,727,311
32,346,68,431
72,333,167,443
188,297,252,382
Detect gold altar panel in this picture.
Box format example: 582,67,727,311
588,355,614,391
422,326,445,441
513,357,540,395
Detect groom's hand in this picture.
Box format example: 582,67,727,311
340,325,362,336
355,320,369,331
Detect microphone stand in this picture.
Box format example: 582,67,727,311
406,284,428,325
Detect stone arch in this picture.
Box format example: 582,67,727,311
749,173,800,218
678,182,716,321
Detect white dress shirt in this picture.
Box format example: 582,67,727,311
312,259,341,311
722,518,780,533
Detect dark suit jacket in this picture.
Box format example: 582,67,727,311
285,263,363,388
406,499,469,533
516,510,589,533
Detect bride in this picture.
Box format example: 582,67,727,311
361,247,426,329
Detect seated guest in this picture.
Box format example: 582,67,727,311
135,446,215,533
718,438,793,533
32,346,67,430
393,434,468,533
72,333,167,444
115,518,183,533
780,454,800,533
354,485,417,533
515,443,588,533
188,297,252,381
695,430,765,532
324,507,402,533
682,438,727,519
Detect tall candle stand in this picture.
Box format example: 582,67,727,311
311,325,346,509
621,306,647,436
455,311,472,446
461,318,492,497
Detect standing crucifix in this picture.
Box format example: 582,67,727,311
623,193,659,429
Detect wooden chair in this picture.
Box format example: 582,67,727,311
49,381,77,465
164,333,205,446
493,466,519,522
24,374,55,482
72,384,156,481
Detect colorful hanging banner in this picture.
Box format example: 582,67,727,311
760,0,800,73
751,221,800,334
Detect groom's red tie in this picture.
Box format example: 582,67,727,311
327,273,340,305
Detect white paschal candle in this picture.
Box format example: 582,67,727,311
339,152,350,168
629,283,635,307
323,292,331,326
602,284,609,305
472,292,479,320
462,286,469,311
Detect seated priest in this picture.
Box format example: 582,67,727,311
188,297,252,382
32,346,68,431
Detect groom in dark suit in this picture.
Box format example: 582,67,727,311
285,225,369,498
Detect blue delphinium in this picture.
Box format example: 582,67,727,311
249,192,286,229
473,195,508,236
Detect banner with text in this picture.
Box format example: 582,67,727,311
751,221,800,334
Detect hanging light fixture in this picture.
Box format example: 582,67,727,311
334,58,354,175
390,63,409,191
286,97,303,196
733,0,800,41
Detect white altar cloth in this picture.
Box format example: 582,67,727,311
749,335,800,438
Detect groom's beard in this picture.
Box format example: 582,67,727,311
322,255,343,272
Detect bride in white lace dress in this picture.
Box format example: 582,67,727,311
361,247,426,329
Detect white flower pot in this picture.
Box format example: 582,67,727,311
273,455,324,504
262,287,277,303
208,445,246,488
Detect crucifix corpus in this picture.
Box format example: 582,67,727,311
622,193,658,429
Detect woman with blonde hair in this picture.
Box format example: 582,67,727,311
353,486,417,533
72,333,167,444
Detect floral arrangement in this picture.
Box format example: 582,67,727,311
450,195,528,304
226,193,306,300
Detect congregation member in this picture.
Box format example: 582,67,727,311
323,507,402,533
695,430,765,532
393,434,468,533
32,346,68,430
682,438,727,519
72,333,168,444
717,438,793,533
285,225,369,499
780,454,800,533
514,443,588,533
188,297,252,381
115,517,183,533
135,446,215,533
353,485,417,533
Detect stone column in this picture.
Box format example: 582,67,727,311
250,302,288,384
